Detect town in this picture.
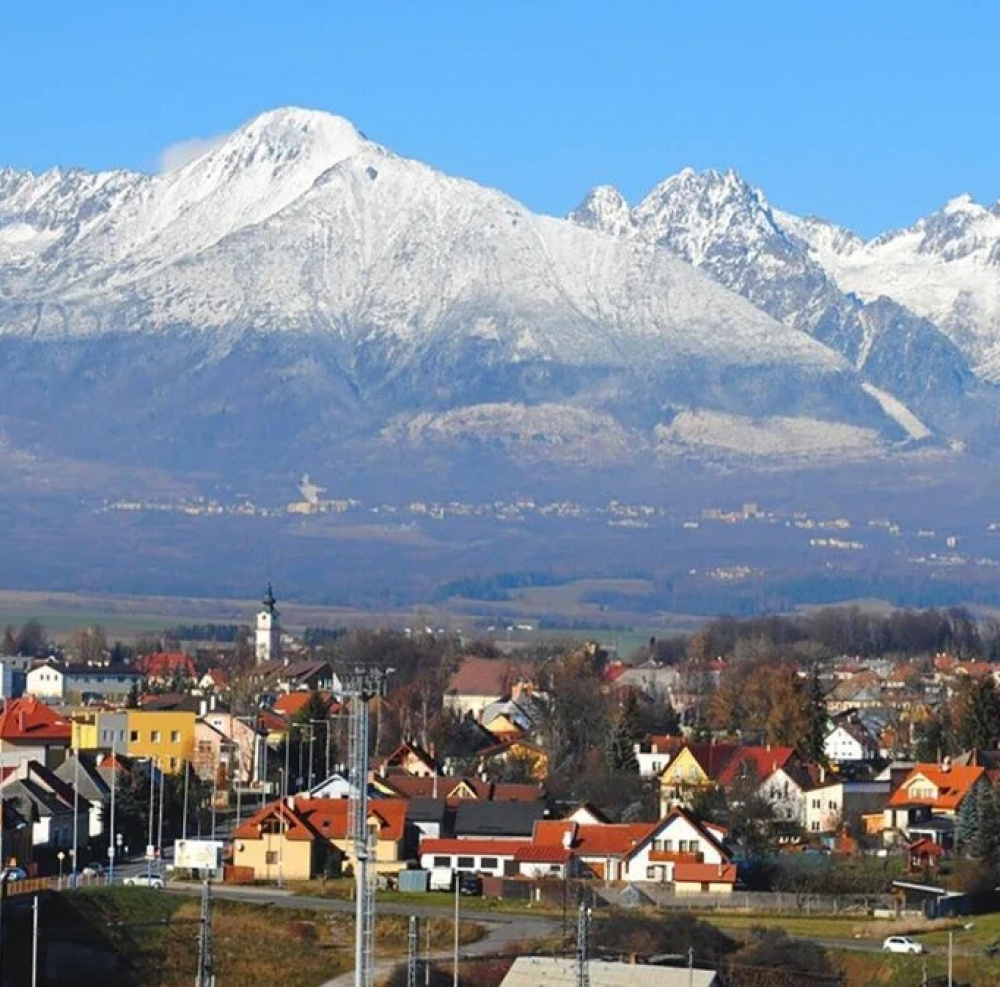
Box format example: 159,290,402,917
0,591,998,984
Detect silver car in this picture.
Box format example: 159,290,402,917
123,874,165,889
883,935,924,954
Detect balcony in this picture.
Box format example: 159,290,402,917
648,850,703,864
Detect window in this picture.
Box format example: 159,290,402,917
150,730,161,743
130,731,139,743
664,840,674,852
810,821,820,832
169,757,178,771
828,800,837,810
433,856,450,868
481,857,498,869
457,856,474,869
646,866,657,879
265,851,278,865
171,731,181,743
811,799,821,809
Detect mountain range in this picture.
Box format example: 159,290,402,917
1,107,999,488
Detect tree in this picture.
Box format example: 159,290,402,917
956,786,981,854
972,783,1000,872
15,620,46,657
1,626,16,655
913,710,955,762
954,678,1000,751
802,667,829,766
73,624,108,665
605,709,639,774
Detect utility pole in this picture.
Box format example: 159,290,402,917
71,747,80,889
688,947,694,987
146,758,156,883
452,873,460,987
576,903,591,987
195,879,214,987
108,737,117,885
182,762,190,841
347,666,392,987
31,895,38,987
406,916,419,987
157,761,166,869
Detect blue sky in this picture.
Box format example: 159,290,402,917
1,2,997,236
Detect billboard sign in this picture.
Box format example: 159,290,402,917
173,839,223,873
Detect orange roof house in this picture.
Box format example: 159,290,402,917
887,763,984,814
0,698,72,769
135,652,197,684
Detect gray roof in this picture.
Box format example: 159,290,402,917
407,798,449,825
454,800,547,838
54,753,111,803
501,958,720,987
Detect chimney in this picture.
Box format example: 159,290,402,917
819,766,826,784
199,699,207,718
210,694,217,711
942,756,952,773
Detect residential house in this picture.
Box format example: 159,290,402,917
373,774,544,804
805,780,890,834
54,752,111,840
444,658,536,718
376,741,439,778
254,660,339,696
657,742,740,810
715,747,813,826
232,797,414,879
0,760,86,852
0,655,33,700
72,710,128,752
135,652,197,689
26,659,141,704
125,709,197,772
825,716,880,764
418,837,577,880
883,761,985,846
0,698,72,770
532,818,654,881
633,736,684,779
196,711,267,785
475,738,549,781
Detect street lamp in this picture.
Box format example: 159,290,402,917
57,851,65,887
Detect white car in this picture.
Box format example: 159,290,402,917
883,935,924,954
124,874,165,889
81,863,104,877
0,867,28,884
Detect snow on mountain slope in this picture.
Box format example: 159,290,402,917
0,108,368,298
789,196,1000,379
0,109,912,472
569,168,977,434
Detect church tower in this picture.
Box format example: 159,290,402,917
255,583,281,665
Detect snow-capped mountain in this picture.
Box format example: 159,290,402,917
0,109,947,480
569,168,979,437
784,196,1000,381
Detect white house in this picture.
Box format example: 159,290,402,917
824,719,879,763
805,780,890,834
757,765,813,826
633,736,680,779
623,809,736,891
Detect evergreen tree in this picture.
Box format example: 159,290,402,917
605,710,639,774
803,667,829,766
913,712,955,763
972,784,1000,870
956,678,1000,751
956,785,981,854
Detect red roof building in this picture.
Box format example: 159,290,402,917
135,652,197,683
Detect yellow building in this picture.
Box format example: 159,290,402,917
126,710,197,772
70,710,129,752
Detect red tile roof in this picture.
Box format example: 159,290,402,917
533,820,655,857
717,746,797,786
514,844,572,864
447,658,535,698
135,652,196,679
376,775,544,803
0,698,71,742
272,692,335,718
888,764,984,810
233,800,321,843
421,838,527,857
296,798,410,842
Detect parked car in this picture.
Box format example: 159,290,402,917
81,862,104,877
0,867,28,884
883,936,924,955
124,874,165,889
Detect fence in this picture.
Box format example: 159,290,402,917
482,876,895,916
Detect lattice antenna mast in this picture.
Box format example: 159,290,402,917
346,666,392,987
576,902,591,987
406,915,420,987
